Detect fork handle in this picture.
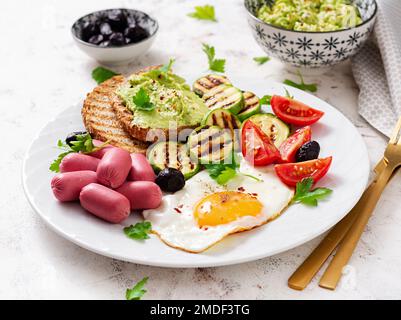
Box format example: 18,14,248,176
287,181,376,290
319,164,394,290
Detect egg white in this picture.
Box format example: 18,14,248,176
143,158,294,253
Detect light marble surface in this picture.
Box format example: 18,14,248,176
1,0,400,300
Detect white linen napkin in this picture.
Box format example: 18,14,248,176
351,0,401,137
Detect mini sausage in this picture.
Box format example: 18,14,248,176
51,170,97,202
129,153,156,182
116,181,162,210
89,139,115,159
96,148,132,188
79,183,130,223
60,153,100,173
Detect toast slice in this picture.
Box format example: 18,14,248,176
82,75,149,154
111,67,197,143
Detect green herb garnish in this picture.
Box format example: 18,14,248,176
259,95,272,105
49,134,96,173
284,88,294,99
124,221,152,240
202,43,226,73
284,71,317,92
132,88,155,111
292,178,332,206
253,56,270,65
91,67,119,84
188,5,217,22
204,153,263,185
126,277,149,300
158,58,175,73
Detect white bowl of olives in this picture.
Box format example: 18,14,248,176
71,8,159,66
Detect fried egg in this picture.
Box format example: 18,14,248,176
143,158,294,253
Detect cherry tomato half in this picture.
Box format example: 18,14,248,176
274,157,332,187
241,120,281,166
279,126,312,163
271,95,324,126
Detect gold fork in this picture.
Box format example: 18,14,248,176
318,116,401,289
288,117,401,290
288,163,381,290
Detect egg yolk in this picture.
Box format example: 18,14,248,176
194,191,263,227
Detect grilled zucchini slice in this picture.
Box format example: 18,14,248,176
187,126,233,164
201,108,241,151
147,141,200,179
193,74,231,97
203,85,244,114
237,91,261,121
247,113,290,148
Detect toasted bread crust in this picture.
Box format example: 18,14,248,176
111,66,197,143
82,75,149,154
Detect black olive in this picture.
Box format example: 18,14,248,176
130,25,149,42
99,22,112,37
155,168,185,193
88,34,104,45
106,9,127,31
65,131,88,147
81,21,99,41
296,141,320,162
109,32,125,46
123,25,149,43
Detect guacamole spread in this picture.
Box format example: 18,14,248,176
257,0,362,32
117,69,208,129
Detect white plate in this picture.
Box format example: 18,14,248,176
22,75,369,268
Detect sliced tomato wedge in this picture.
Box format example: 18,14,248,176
241,120,281,166
279,126,311,163
271,95,324,126
274,157,332,187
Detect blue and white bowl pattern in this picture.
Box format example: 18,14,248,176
245,0,377,68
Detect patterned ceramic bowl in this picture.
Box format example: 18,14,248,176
245,0,377,68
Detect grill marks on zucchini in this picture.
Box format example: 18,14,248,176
147,141,200,179
193,74,231,97
247,113,290,148
202,109,242,151
188,126,233,164
237,91,261,121
243,92,259,111
203,85,244,114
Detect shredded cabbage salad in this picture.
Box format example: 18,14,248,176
257,0,363,32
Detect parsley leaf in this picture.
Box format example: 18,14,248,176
259,95,272,105
283,71,317,92
132,88,155,111
126,277,149,300
124,221,152,240
202,43,226,73
253,56,270,65
292,178,332,206
204,153,263,185
49,134,96,173
69,134,95,153
216,167,237,185
159,58,175,73
49,150,73,173
92,67,119,84
204,152,238,185
188,5,217,22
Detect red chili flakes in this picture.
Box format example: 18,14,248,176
237,187,245,192
174,207,182,214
